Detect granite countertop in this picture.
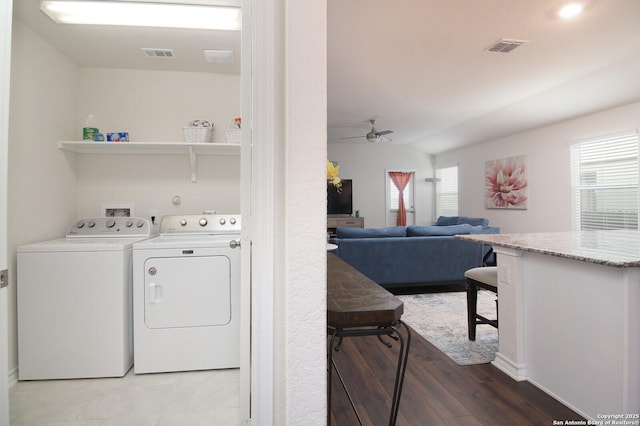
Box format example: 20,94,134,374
457,230,640,268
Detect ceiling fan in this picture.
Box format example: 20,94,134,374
340,119,394,143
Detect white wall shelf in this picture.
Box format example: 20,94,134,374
58,141,240,182
58,141,240,156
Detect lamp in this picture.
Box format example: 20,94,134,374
40,0,241,30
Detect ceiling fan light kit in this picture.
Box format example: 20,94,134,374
340,119,394,143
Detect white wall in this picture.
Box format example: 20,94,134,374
7,21,78,377
281,0,327,422
327,142,433,227
74,68,241,220
436,101,640,233
76,68,240,143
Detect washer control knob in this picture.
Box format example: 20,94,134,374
76,221,85,229
180,219,187,226
87,220,96,228
106,219,116,228
148,267,157,276
199,218,208,227
125,220,133,228
219,218,226,225
136,220,144,228
230,218,237,225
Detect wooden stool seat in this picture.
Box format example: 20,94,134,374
465,266,498,341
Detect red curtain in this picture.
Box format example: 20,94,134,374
389,172,412,226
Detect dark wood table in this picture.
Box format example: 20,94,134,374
327,253,411,426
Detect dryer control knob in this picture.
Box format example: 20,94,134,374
136,220,144,228
230,218,237,225
180,219,187,226
125,220,133,228
76,221,85,229
106,219,116,228
219,218,226,225
199,218,208,227
88,220,96,228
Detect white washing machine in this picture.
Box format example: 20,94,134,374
17,217,153,380
132,213,241,374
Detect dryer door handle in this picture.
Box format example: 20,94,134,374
148,283,163,304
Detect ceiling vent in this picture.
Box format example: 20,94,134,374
486,39,528,53
141,48,176,58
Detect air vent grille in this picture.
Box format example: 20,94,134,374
486,39,528,53
142,48,176,58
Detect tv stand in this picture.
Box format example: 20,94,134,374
327,216,364,237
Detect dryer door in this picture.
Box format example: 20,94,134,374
144,255,231,328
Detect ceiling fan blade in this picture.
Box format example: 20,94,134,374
368,135,392,143
376,130,394,136
339,135,365,140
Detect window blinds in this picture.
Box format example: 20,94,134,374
570,131,639,230
436,166,458,217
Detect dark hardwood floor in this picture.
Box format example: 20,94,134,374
329,324,585,425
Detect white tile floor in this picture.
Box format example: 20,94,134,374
9,368,240,426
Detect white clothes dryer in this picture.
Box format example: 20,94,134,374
132,214,241,374
17,217,153,380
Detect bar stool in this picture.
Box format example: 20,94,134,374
465,266,498,341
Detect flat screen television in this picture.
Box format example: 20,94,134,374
327,179,352,215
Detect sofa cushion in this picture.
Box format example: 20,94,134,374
435,215,490,227
434,216,459,226
457,216,489,227
336,226,407,238
407,224,475,236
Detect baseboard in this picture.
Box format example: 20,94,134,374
8,366,17,388
491,352,527,381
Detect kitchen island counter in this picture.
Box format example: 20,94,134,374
458,229,640,267
457,231,640,421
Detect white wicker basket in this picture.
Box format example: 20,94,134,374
225,128,241,144
183,126,212,143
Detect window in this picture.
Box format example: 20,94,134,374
570,131,639,230
436,166,458,217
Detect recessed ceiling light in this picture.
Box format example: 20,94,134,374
40,0,241,30
558,3,584,19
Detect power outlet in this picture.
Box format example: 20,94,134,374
149,209,159,225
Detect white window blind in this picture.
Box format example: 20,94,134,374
570,131,639,230
436,166,458,217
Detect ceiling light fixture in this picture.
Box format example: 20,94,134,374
40,0,241,30
557,3,584,19
203,49,234,64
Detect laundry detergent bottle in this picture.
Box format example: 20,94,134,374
82,114,99,140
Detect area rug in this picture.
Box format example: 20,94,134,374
397,291,498,365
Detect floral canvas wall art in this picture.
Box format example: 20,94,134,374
485,155,528,209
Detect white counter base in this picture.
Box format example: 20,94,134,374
494,246,640,421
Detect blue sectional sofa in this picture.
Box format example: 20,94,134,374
330,216,499,289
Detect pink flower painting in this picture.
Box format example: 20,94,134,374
485,155,528,209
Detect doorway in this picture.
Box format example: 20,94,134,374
5,1,250,423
